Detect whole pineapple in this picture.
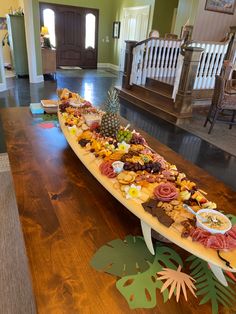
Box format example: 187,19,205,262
100,89,120,138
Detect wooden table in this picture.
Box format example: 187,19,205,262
1,107,236,314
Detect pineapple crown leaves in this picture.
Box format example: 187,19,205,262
104,88,120,114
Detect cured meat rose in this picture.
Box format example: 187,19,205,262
154,182,178,201
99,161,117,178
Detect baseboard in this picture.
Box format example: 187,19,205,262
97,63,120,71
30,75,44,84
0,82,7,92
109,63,120,71
97,63,109,68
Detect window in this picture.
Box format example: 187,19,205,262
43,8,56,47
85,13,95,49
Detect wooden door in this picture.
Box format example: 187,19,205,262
56,5,84,67
40,3,99,68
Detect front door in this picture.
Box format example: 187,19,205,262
56,5,84,67
40,3,98,68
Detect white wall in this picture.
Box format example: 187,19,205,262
192,0,236,41
174,0,198,36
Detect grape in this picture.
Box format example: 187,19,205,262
130,132,147,145
116,129,132,143
59,102,70,113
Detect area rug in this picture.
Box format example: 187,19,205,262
0,152,37,312
180,113,236,157
0,153,10,172
59,66,82,70
57,69,118,78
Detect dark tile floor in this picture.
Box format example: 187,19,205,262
0,69,235,191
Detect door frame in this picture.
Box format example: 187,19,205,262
119,5,150,71
39,2,99,68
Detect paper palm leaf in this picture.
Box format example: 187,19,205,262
116,245,183,309
157,265,197,302
226,214,236,225
90,235,155,277
187,255,236,314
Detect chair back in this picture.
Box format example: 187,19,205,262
212,75,225,109
221,60,233,81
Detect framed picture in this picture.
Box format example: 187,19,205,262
113,21,120,38
0,17,7,30
205,0,236,14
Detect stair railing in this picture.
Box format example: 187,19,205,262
189,39,230,90
130,37,183,86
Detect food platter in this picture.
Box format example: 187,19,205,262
57,88,236,286
58,114,236,272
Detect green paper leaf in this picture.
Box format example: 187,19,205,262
186,255,236,314
226,214,236,225
90,235,155,277
116,245,183,309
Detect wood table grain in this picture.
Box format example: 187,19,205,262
1,107,236,314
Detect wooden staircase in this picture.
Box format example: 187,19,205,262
117,77,192,125
118,30,236,125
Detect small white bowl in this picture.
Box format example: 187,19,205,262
196,209,232,234
112,161,124,174
83,114,101,127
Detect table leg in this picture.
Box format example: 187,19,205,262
140,220,155,255
208,263,228,286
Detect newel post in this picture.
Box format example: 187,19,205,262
174,47,204,114
225,26,236,62
122,40,137,89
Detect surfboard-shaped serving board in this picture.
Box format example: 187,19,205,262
58,112,236,274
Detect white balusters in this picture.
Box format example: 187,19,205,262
130,38,182,87
142,40,151,85
130,37,229,93
191,40,229,90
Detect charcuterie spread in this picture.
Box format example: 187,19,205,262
57,88,236,271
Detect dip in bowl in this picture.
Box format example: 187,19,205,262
196,209,232,234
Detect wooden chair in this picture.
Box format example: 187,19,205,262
204,75,236,134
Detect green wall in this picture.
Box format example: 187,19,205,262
152,0,179,37
33,0,156,74
33,0,116,75
32,0,199,75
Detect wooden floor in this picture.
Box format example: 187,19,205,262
1,107,236,313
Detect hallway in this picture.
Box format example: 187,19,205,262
0,68,235,190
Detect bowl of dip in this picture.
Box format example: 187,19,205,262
196,209,232,234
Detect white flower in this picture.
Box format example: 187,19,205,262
124,184,141,199
117,141,130,153
62,112,68,118
68,125,79,136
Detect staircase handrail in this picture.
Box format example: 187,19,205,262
134,36,183,47
188,38,231,46
130,37,184,86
